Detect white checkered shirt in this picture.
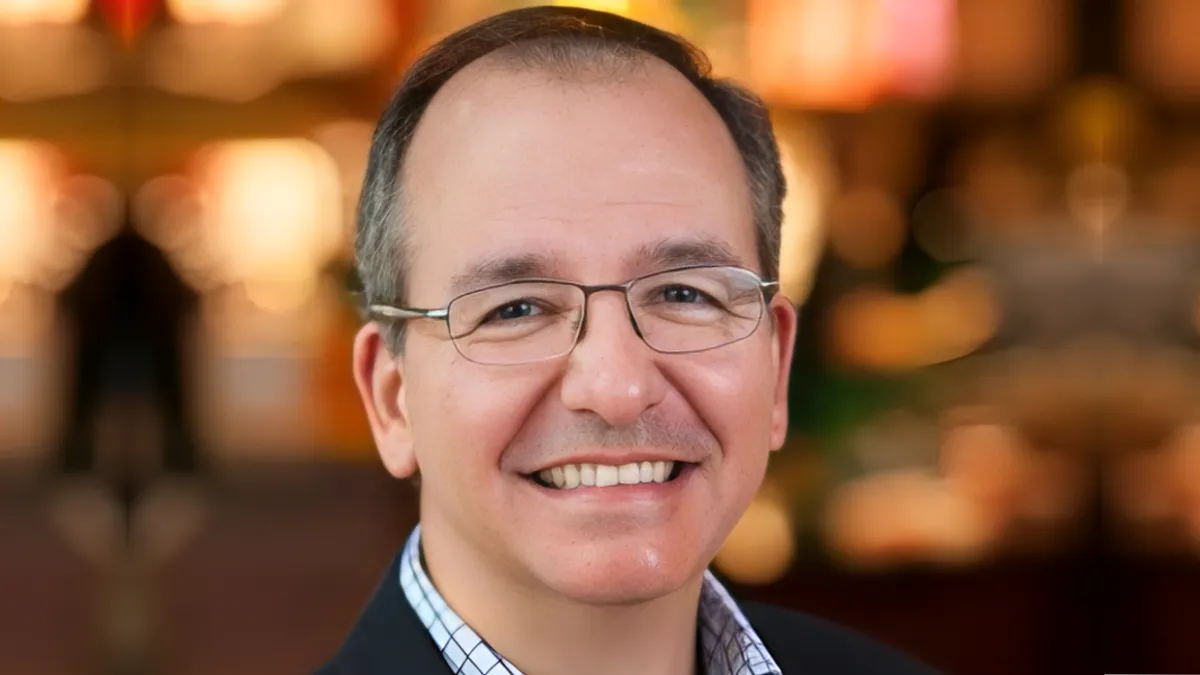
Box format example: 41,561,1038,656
399,525,782,675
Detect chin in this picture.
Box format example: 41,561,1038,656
529,539,707,606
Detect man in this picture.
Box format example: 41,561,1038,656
323,6,937,675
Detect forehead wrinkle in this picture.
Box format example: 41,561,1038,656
447,234,751,299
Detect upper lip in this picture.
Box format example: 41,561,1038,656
525,451,702,474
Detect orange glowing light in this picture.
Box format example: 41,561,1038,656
552,0,630,14
96,0,158,45
166,0,286,25
192,139,342,313
747,0,887,110
825,188,905,270
714,483,796,584
776,127,830,305
830,267,998,371
0,141,59,288
0,0,89,24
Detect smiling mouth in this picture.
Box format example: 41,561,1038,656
527,461,690,490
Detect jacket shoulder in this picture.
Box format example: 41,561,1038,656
312,549,452,675
741,602,940,675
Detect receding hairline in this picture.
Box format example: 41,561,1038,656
355,9,786,353
397,41,738,232
421,36,675,117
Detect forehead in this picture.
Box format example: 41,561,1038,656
401,55,757,300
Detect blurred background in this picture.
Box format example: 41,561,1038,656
1,0,1198,673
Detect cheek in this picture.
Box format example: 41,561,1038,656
669,346,777,455
407,358,554,476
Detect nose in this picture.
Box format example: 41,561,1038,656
558,290,667,428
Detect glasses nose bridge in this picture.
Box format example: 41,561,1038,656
576,282,643,343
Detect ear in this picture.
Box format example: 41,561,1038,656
352,323,418,478
766,297,798,451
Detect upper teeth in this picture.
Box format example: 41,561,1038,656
539,461,675,489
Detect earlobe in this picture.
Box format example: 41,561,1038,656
767,298,798,451
352,323,418,478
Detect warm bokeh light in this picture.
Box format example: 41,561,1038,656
132,173,218,294
829,287,924,371
714,484,796,585
829,268,999,372
941,422,1029,509
552,0,629,14
0,141,116,355
776,125,829,305
311,119,375,247
1168,425,1200,551
825,187,905,269
145,26,289,101
957,133,1051,224
879,0,954,98
1053,79,1146,165
0,24,110,102
149,0,393,101
824,468,999,569
954,0,1070,102
291,0,393,74
40,174,124,291
746,0,953,107
0,141,59,291
747,0,886,110
917,266,1001,364
1066,162,1129,237
1129,0,1200,102
166,0,286,25
0,0,89,24
193,139,342,313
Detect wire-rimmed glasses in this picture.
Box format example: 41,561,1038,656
368,264,778,366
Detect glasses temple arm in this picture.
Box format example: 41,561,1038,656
367,304,449,320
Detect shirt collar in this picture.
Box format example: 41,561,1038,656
398,524,782,675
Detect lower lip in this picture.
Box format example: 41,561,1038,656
521,463,698,503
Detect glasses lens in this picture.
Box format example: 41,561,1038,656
629,267,766,353
448,282,584,364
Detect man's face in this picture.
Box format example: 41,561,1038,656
357,57,796,605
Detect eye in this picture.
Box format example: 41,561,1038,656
482,299,544,323
659,285,711,304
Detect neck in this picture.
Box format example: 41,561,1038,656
420,523,704,675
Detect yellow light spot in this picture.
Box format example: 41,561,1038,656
714,485,795,585
192,139,342,313
553,0,631,15
166,0,287,25
777,129,829,305
0,0,88,24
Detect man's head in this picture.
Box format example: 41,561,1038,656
352,6,797,606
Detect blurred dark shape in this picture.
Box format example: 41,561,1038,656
55,216,201,492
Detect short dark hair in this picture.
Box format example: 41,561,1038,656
357,5,786,350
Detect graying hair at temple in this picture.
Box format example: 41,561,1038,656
353,5,786,353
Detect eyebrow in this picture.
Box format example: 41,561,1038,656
448,252,558,296
446,236,747,298
632,236,745,271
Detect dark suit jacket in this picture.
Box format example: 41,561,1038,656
317,552,939,675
